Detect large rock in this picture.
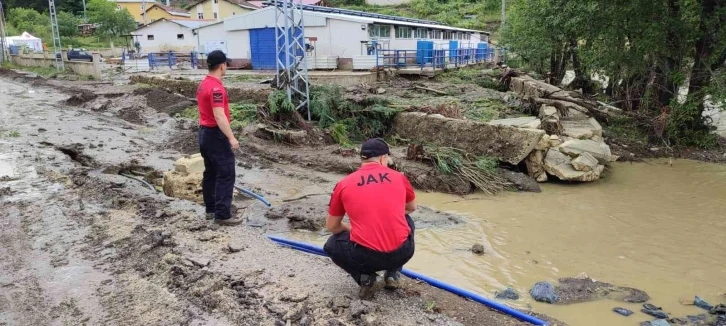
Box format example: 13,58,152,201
559,139,612,164
544,149,604,182
510,76,564,98
561,118,603,140
571,152,598,172
163,155,204,203
530,282,558,304
393,112,545,165
489,116,540,129
524,150,547,182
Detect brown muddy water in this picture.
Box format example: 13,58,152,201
291,160,726,325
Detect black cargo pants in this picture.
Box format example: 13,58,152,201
324,215,415,284
198,126,235,220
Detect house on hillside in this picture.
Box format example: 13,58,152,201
133,18,213,52
192,5,489,70
145,4,192,21
113,0,158,24
185,0,258,21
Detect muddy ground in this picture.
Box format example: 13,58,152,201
0,69,564,326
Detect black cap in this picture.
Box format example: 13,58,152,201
360,138,390,159
207,50,230,68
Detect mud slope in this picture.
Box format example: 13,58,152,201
0,75,562,326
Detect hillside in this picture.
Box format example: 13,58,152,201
168,0,503,36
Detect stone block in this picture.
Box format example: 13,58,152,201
544,149,604,182
571,152,598,172
559,139,612,164
173,153,204,175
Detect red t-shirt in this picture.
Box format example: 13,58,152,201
196,75,230,127
328,163,416,253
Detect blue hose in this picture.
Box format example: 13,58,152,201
234,185,272,207
266,235,548,326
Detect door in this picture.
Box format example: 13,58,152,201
249,27,304,70
250,28,277,70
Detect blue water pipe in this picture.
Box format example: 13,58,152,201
266,235,548,326
234,185,272,207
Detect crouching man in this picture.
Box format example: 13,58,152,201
323,138,417,299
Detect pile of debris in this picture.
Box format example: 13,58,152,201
489,73,619,182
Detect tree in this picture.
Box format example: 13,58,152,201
6,7,50,39
503,0,726,147
87,0,136,36
3,0,48,13
57,11,81,37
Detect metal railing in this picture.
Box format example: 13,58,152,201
374,47,498,72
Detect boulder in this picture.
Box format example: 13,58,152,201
535,134,551,150
488,116,539,128
694,296,714,310
530,282,558,304
549,135,563,147
543,149,604,182
498,169,541,192
393,112,545,164
539,105,560,120
561,118,603,140
571,152,599,172
525,150,547,182
163,155,204,203
613,307,633,316
559,139,612,164
510,76,564,98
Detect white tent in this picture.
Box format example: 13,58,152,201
5,32,44,52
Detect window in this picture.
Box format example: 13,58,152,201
177,34,184,40
147,35,154,40
463,33,471,40
214,12,218,19
430,30,442,39
367,24,391,38
414,28,427,39
198,13,204,19
443,31,453,40
395,26,412,39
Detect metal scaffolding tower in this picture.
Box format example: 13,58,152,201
0,0,9,62
273,0,311,120
48,0,64,70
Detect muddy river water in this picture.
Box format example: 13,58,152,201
291,160,726,325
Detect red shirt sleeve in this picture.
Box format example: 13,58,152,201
328,183,346,216
403,174,415,203
211,86,225,107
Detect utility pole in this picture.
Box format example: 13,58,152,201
0,0,9,62
49,0,64,70
142,0,147,24
273,0,311,119
501,0,505,30
83,0,87,23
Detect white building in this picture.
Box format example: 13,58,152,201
192,5,490,70
133,19,214,53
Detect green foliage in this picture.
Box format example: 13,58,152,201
175,106,199,119
87,0,137,36
464,98,505,122
6,7,51,40
606,116,649,144
1,62,67,77
308,85,399,146
665,101,720,148
57,11,81,38
229,103,258,129
336,0,502,34
436,68,507,91
426,146,507,194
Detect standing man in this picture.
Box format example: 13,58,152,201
324,138,417,299
197,50,243,226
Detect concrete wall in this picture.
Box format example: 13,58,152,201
9,51,101,79
135,20,198,52
95,48,125,58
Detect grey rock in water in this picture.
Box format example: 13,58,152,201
641,308,668,319
668,317,688,325
612,307,633,316
694,296,714,310
711,304,726,314
687,314,708,323
495,287,520,300
529,282,558,304
498,169,541,192
471,243,485,255
642,319,670,326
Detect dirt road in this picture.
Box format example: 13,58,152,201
0,74,554,326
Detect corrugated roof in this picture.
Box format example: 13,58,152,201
247,0,322,8
185,0,257,10
171,19,214,28
246,5,488,34
147,4,191,16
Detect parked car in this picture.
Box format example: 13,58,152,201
55,48,93,62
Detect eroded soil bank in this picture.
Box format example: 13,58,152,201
0,71,559,325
